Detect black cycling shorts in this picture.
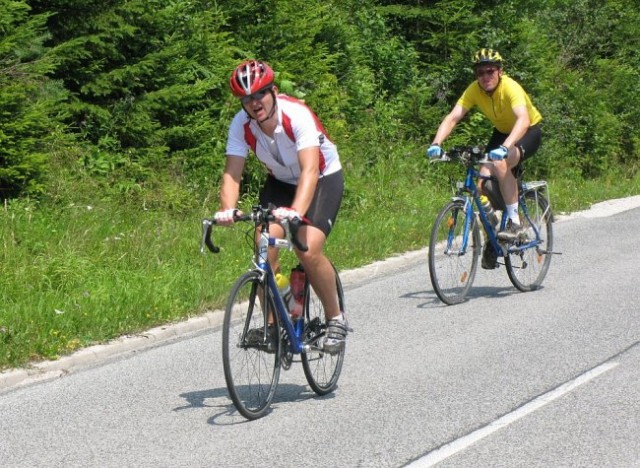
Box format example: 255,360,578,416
487,124,542,161
259,170,344,237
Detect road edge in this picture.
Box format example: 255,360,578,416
2,195,640,392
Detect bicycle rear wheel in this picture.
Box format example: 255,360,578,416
505,190,553,291
222,271,281,420
428,200,480,305
301,263,345,395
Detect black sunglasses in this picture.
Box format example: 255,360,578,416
240,87,272,104
475,68,498,77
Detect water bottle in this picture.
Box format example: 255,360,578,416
275,273,295,314
289,265,306,320
480,195,498,227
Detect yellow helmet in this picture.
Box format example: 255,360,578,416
472,48,503,67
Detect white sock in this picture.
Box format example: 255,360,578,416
506,203,519,224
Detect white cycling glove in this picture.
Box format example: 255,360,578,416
273,207,302,222
214,208,236,224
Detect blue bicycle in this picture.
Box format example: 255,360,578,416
201,205,345,419
428,146,555,305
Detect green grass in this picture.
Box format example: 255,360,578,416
1,168,639,371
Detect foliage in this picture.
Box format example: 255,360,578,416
529,0,640,178
3,0,638,202
1,0,640,369
27,0,237,200
0,1,69,199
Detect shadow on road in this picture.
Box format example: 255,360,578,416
400,285,523,308
175,383,335,424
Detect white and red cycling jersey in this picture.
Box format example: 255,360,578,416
225,94,342,185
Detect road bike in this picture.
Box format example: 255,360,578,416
428,145,556,305
201,205,346,419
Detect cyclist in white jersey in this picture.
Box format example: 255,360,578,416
214,60,348,354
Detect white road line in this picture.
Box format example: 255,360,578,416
407,361,619,467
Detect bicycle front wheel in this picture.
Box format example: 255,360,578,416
222,271,281,420
428,200,480,305
505,190,553,291
301,263,345,395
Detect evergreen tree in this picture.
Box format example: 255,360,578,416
29,0,237,189
0,1,67,199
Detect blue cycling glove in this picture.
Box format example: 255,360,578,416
489,145,509,161
427,144,443,159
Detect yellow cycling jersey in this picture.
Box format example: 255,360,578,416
457,74,542,134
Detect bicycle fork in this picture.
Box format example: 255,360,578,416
443,196,475,256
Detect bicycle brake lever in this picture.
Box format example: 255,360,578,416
200,219,220,254
429,155,450,163
289,217,309,252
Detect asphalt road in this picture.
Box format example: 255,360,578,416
1,196,639,467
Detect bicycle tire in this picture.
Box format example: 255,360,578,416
505,190,553,291
301,263,345,395
222,270,281,420
428,200,480,305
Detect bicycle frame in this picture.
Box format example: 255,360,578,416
453,164,548,258
255,222,307,354
202,205,336,356
206,205,346,419
452,166,503,256
429,146,555,305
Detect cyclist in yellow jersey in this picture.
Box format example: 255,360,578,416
427,48,543,267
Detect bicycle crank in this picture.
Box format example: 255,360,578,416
280,328,293,370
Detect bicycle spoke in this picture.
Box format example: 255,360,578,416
302,263,345,395
505,191,553,291
222,272,280,420
429,201,480,304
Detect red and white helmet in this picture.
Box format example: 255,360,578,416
229,60,275,97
